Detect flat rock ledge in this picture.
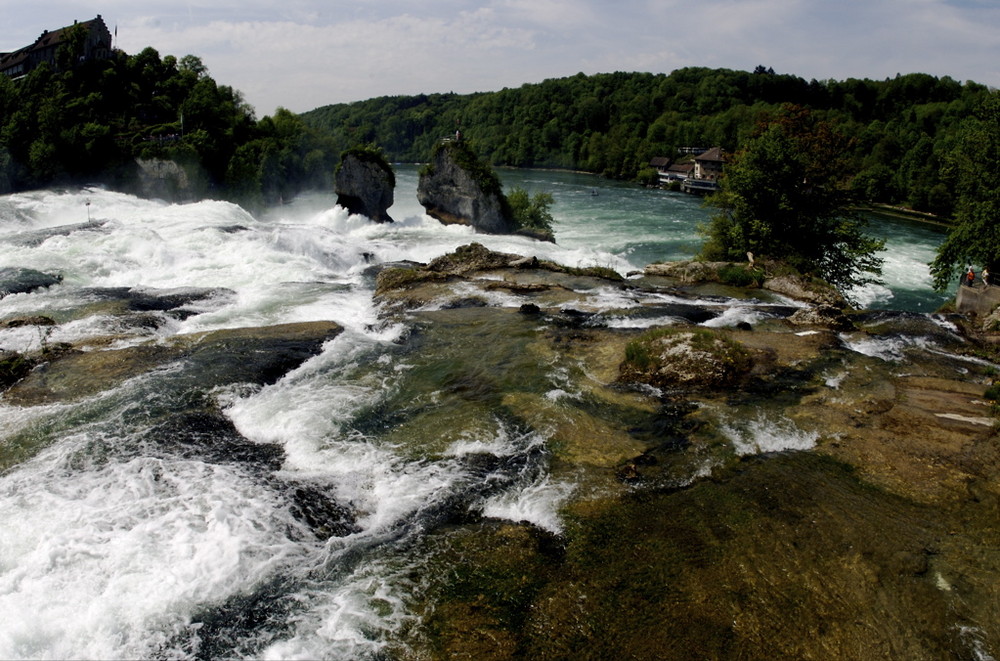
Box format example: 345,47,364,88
374,243,622,311
644,260,848,308
3,320,343,406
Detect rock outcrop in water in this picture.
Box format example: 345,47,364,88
0,267,62,297
134,157,209,201
618,327,754,389
334,147,395,223
417,140,515,234
643,259,848,307
0,281,341,410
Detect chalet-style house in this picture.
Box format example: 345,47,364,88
649,146,725,194
0,15,113,80
650,156,694,184
692,147,725,182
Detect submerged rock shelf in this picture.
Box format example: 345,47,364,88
2,242,999,659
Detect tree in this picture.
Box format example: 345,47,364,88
507,187,555,235
929,92,1000,290
700,107,884,296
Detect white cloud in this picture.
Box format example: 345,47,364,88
7,0,1000,114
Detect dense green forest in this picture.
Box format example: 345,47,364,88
0,45,336,207
302,67,993,217
0,43,995,222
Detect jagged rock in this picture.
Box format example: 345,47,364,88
0,315,56,328
788,304,854,330
763,274,847,308
3,320,342,405
618,328,753,390
426,242,524,274
983,305,1000,332
417,141,515,234
335,149,395,223
134,158,208,201
643,260,733,282
0,267,63,297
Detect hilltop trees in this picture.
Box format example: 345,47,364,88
700,108,884,295
0,48,337,204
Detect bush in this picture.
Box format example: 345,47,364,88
718,263,765,287
636,167,660,187
507,186,555,234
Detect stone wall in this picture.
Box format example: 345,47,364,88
955,283,1000,316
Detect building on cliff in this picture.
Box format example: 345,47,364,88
0,15,114,80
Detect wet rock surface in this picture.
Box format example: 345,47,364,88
2,320,342,406
5,242,1000,659
0,267,62,297
368,244,1000,660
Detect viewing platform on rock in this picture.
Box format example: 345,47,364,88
956,282,1000,316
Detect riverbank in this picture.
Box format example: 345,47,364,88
866,202,953,227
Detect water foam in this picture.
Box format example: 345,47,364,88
721,414,819,456
0,451,315,659
839,332,937,362
481,475,574,534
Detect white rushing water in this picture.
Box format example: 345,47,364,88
0,170,950,659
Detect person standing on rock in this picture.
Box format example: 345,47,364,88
966,267,976,287
983,266,991,287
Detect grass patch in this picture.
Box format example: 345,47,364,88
718,263,765,287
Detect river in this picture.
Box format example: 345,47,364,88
0,169,971,659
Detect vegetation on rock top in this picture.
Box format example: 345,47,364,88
336,143,395,187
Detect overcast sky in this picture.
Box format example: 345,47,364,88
5,1,1000,117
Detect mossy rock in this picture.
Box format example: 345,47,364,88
619,327,753,390
374,266,452,295
0,351,36,390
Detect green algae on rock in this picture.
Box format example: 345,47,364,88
619,327,754,390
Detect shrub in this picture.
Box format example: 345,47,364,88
718,263,765,287
507,187,555,234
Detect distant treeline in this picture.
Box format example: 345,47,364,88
1,51,994,218
0,45,337,207
301,67,994,217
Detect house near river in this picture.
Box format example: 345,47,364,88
650,147,726,195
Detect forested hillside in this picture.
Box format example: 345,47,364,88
2,53,994,220
0,46,336,207
301,68,992,217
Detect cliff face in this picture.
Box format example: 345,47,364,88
416,142,515,234
334,152,395,223
134,158,208,202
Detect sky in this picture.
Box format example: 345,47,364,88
4,1,1000,117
